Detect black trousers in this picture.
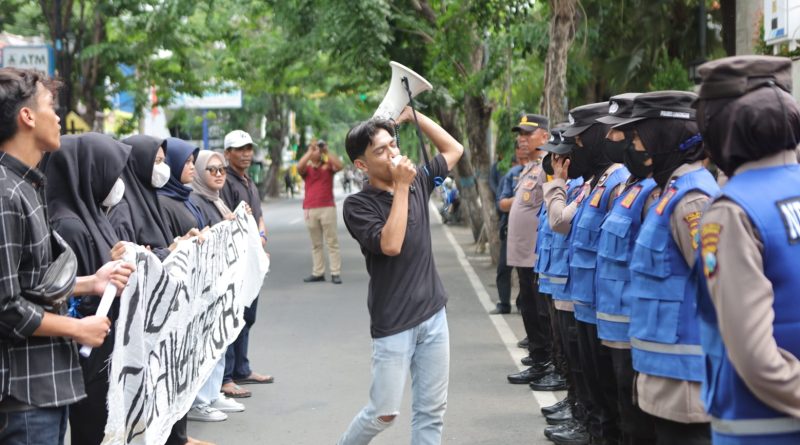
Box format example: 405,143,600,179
575,319,620,444
652,417,710,445
609,348,657,445
556,308,587,422
495,233,513,311
545,294,567,376
517,267,550,361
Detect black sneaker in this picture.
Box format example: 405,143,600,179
517,337,529,349
303,275,325,283
530,373,568,391
541,398,571,416
331,275,342,284
550,422,590,445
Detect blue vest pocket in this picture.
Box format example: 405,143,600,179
599,214,633,262
630,297,680,343
573,211,604,251
597,277,625,314
631,225,672,279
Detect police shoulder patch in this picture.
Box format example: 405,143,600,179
655,187,677,215
620,185,642,209
777,197,800,244
575,183,591,204
701,223,722,278
589,186,605,208
684,211,702,250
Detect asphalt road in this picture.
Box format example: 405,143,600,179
186,185,558,445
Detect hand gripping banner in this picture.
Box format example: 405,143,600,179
103,204,269,444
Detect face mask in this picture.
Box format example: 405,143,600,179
567,147,592,179
601,139,629,164
542,153,554,176
151,162,171,188
101,178,125,208
623,144,653,180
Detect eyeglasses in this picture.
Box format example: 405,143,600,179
206,166,226,176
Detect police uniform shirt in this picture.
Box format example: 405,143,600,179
506,160,545,268
702,150,800,418
635,161,712,424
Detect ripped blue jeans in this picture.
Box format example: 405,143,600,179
337,307,450,445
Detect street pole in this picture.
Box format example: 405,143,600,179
54,0,68,133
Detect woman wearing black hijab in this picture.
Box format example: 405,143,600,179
157,137,205,235
108,135,201,445
109,135,175,260
45,132,135,444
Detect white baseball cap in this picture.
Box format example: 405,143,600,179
224,130,255,150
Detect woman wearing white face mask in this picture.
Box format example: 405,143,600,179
44,132,137,445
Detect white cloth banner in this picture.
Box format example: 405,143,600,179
103,204,269,445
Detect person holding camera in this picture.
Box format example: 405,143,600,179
298,138,344,284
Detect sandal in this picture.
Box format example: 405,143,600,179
236,372,275,385
221,382,252,398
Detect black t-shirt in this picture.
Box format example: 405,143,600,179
220,167,263,223
343,154,449,338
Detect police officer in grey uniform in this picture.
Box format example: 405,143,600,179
694,55,800,445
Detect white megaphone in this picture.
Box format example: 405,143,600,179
373,61,433,121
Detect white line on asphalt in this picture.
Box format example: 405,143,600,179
289,217,304,225
432,203,559,410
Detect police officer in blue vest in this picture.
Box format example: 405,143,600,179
546,102,628,445
694,56,800,445
594,93,660,445
611,91,719,445
538,130,593,442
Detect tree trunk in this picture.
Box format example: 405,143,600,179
437,107,482,241
540,0,578,124
264,95,288,198
464,92,499,263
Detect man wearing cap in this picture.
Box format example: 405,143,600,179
595,93,660,444
611,91,718,444
220,129,273,399
545,102,628,445
504,113,556,386
694,56,800,445
491,140,528,315
297,138,344,284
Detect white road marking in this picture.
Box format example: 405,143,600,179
289,217,304,225
432,202,559,410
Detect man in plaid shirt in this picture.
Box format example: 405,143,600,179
0,69,133,444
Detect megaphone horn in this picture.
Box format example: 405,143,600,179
373,61,433,121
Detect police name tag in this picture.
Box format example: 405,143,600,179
620,185,642,209
777,197,800,244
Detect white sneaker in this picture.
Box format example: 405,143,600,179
187,404,228,422
210,395,245,413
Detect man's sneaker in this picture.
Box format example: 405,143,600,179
210,394,245,413
187,404,228,422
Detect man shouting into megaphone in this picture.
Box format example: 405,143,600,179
338,106,463,445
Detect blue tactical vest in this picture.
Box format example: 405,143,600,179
568,167,630,324
535,203,554,294
697,164,800,445
543,178,585,302
628,167,719,382
595,178,658,342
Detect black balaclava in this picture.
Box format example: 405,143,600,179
602,131,632,164
573,124,614,184
696,86,800,177
632,118,706,188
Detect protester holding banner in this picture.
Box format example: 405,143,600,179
0,68,132,445
108,134,201,445
43,132,136,444
187,149,249,421
220,129,273,399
